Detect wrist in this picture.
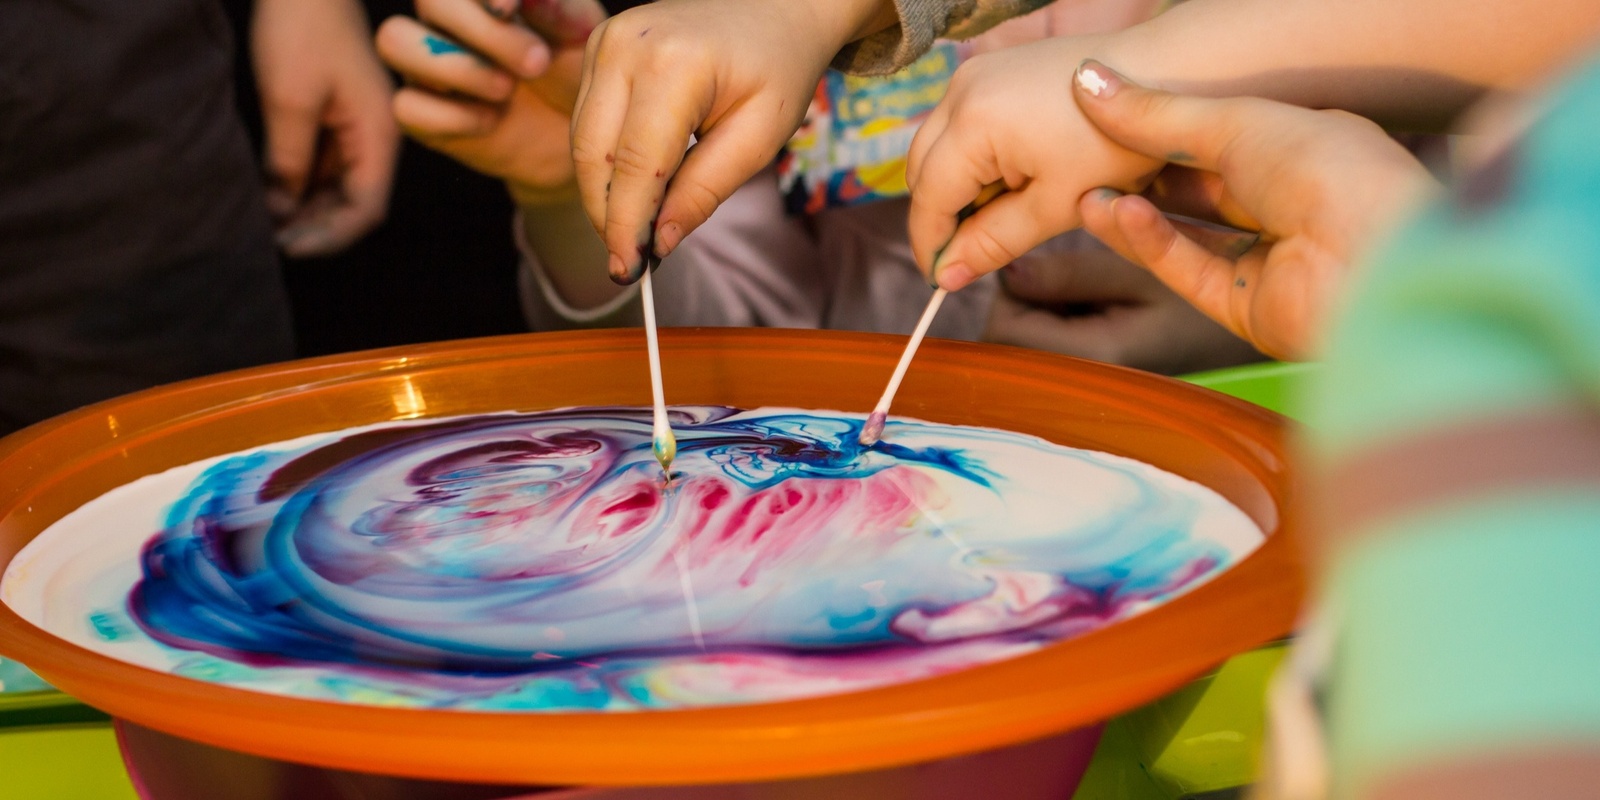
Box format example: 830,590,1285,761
844,0,900,44
788,0,896,53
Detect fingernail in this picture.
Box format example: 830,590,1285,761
937,263,977,292
1230,231,1262,258
1075,60,1119,98
519,42,551,78
654,221,681,258
488,0,518,19
1084,186,1124,210
608,252,642,285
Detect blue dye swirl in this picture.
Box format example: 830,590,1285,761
121,406,1254,710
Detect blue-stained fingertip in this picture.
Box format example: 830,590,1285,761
609,248,647,285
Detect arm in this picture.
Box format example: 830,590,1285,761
1101,0,1600,132
906,0,1600,289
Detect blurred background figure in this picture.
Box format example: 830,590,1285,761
0,0,397,435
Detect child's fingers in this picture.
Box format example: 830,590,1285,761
572,16,602,122
280,101,397,258
904,133,1000,275
570,28,625,245
1145,166,1262,232
596,82,702,283
393,86,502,138
1072,60,1253,177
375,17,515,103
904,101,950,191
260,87,323,206
278,189,384,258
654,103,792,258
1079,188,1137,261
415,0,550,79
930,189,1064,291
277,195,364,258
1086,192,1246,341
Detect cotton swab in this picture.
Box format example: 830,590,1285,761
858,181,1007,447
640,265,675,479
858,288,946,446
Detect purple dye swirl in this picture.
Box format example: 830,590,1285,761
123,406,1260,711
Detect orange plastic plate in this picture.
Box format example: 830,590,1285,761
0,329,1303,786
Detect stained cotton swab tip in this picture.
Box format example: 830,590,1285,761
859,410,888,446
859,287,947,447
858,182,1004,447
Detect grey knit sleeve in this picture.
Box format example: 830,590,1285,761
831,0,1056,75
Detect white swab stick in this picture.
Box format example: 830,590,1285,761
640,268,676,475
859,288,946,446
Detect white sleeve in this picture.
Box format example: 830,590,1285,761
514,167,828,332
514,212,641,331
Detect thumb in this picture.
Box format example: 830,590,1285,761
651,101,795,259
1071,59,1245,176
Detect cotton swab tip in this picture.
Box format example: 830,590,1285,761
858,411,887,447
653,427,677,475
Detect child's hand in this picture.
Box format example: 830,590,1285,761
984,231,1263,375
570,0,895,284
1070,61,1436,360
905,37,1162,293
375,0,595,206
253,0,399,257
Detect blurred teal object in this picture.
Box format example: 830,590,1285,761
1,655,50,694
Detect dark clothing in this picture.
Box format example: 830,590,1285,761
0,0,293,435
598,0,652,15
